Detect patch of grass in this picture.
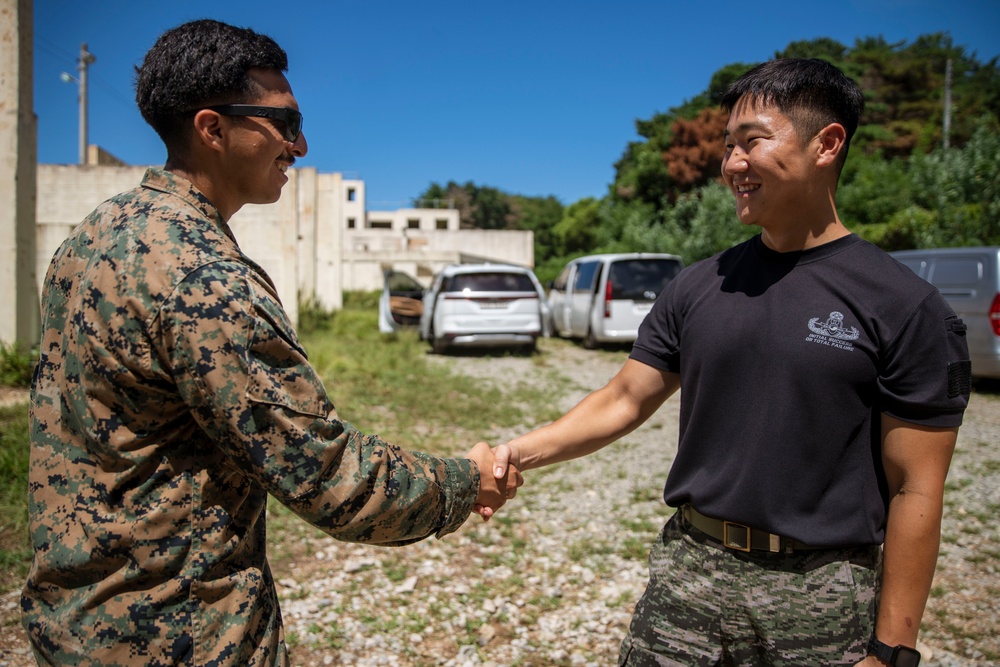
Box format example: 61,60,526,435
298,304,546,456
619,536,651,561
0,403,31,590
619,517,659,533
381,559,409,583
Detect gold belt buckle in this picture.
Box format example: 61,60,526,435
723,521,752,552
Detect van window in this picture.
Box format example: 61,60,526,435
608,258,683,300
552,266,571,291
932,258,983,286
444,272,535,292
573,262,600,293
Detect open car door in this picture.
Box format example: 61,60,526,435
378,270,426,333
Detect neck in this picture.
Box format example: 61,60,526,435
758,184,848,253
165,159,240,222
760,218,851,253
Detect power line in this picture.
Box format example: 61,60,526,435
34,35,76,65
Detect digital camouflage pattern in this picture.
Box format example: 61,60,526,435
618,514,880,666
22,168,480,666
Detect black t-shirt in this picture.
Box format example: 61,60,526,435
630,234,970,546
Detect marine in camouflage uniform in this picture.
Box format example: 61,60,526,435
22,19,508,667
22,167,479,666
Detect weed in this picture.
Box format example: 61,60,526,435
619,536,651,561
619,517,659,533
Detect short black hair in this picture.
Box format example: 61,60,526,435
134,19,288,153
721,58,865,168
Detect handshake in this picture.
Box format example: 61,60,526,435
465,441,522,521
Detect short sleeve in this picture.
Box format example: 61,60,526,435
879,291,971,427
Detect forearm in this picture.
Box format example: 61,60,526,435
874,488,944,647
266,413,479,543
508,360,677,471
874,416,957,651
508,388,642,470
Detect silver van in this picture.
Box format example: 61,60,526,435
548,253,683,348
891,247,1000,380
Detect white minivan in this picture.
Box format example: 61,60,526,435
548,253,684,348
418,263,550,354
891,246,1000,380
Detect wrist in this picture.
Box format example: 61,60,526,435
867,634,921,667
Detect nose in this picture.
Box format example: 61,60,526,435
723,148,748,176
289,132,308,157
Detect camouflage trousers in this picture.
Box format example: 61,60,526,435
618,512,881,666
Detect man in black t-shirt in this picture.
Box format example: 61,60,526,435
487,59,970,666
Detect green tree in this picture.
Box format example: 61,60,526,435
658,183,756,263
776,38,849,63
552,198,602,255
837,150,913,227
910,122,1000,246
510,194,564,265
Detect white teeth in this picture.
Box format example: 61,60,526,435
277,164,288,173
736,183,757,193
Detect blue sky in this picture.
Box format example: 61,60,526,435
33,0,1000,207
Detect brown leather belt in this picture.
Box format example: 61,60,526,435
681,505,820,553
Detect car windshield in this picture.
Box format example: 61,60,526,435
608,259,682,300
443,272,536,293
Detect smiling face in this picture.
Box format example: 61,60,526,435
223,68,308,209
721,96,819,232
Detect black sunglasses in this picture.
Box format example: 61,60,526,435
205,104,304,143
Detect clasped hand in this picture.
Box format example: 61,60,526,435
465,442,522,521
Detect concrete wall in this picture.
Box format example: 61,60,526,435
33,164,534,323
341,228,535,291
0,0,39,348
366,208,460,232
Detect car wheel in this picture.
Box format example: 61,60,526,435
583,328,599,350
431,336,448,355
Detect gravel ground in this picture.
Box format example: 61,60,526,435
1,340,998,666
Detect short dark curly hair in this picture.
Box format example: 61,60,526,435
721,58,864,172
134,19,288,153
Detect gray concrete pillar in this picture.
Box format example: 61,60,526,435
0,0,39,349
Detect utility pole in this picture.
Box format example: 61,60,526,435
76,43,96,164
943,58,953,150
61,43,97,164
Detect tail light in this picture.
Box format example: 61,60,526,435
990,292,1000,336
604,281,613,318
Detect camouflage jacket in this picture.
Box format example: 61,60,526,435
22,168,479,666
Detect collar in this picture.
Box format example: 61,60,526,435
139,168,235,243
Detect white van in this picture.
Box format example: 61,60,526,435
548,253,683,348
891,247,1000,380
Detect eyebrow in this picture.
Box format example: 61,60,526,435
724,121,771,139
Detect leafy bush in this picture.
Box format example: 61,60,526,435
0,341,37,387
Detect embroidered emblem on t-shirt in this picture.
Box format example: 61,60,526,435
806,311,859,350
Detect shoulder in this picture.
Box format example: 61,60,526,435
835,237,940,302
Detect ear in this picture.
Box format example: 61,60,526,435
815,122,847,168
191,109,226,152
